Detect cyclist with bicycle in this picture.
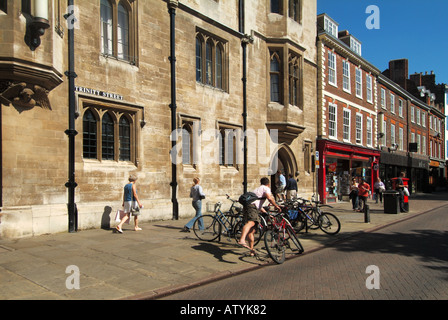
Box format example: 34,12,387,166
238,177,281,254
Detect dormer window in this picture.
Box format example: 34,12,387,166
324,16,338,37
350,38,362,56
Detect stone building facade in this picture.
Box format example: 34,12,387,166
0,0,317,238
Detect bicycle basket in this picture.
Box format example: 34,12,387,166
288,210,299,220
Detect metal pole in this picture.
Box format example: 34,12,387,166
168,1,179,220
64,1,78,233
240,0,248,194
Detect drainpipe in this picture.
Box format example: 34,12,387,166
65,1,78,233
168,1,179,220
240,0,248,193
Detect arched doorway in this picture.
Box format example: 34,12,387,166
270,144,298,197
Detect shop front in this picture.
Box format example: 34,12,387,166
317,139,381,204
379,151,430,193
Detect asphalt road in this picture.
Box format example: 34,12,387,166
161,205,448,300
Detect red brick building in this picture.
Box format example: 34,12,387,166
316,14,381,203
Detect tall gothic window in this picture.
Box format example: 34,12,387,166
100,0,136,63
101,0,113,56
196,37,203,82
119,116,131,161
82,104,140,164
289,55,300,107
102,112,115,160
195,30,227,91
83,110,97,159
270,52,281,103
117,2,130,60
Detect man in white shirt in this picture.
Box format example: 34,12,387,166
238,177,281,254
275,170,286,201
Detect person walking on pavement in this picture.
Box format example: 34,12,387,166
116,174,143,233
286,173,298,199
275,170,286,201
374,177,385,204
396,172,407,212
350,177,359,211
357,178,370,212
238,177,281,255
182,177,206,232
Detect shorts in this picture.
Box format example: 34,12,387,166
124,201,140,216
242,204,259,224
275,185,285,194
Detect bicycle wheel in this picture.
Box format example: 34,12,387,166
193,214,221,241
305,208,320,230
264,229,285,264
318,212,341,235
285,225,304,253
233,220,263,246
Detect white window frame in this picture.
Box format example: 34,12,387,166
324,16,338,37
355,68,362,98
382,120,387,146
380,88,386,109
328,51,337,86
416,109,421,125
418,134,422,154
342,60,351,92
355,113,363,144
398,127,404,151
343,108,351,141
366,117,373,147
422,112,426,127
366,75,372,103
390,94,395,114
328,103,337,139
411,106,415,123
398,99,403,117
391,124,396,146
422,135,426,155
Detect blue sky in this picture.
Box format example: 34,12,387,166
317,0,448,85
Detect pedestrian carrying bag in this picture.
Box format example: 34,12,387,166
403,187,410,197
238,192,259,206
115,209,129,224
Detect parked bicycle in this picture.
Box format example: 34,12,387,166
192,195,242,242
286,198,341,235
263,210,304,264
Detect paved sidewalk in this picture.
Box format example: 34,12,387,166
0,191,447,300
